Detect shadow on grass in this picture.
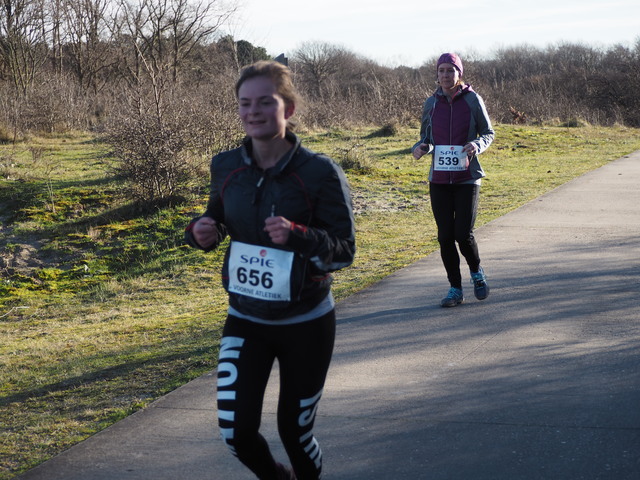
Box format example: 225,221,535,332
0,345,216,407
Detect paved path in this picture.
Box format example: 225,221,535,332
18,151,640,479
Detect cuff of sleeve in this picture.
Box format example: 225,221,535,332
289,221,308,234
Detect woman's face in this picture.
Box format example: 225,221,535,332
437,62,460,91
237,76,294,141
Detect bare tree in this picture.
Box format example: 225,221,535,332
105,0,241,203
49,0,63,74
111,0,233,118
60,0,115,94
166,0,233,82
0,0,49,96
292,41,350,98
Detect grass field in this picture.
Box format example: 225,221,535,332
2,123,640,478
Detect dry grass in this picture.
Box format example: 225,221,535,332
2,124,640,478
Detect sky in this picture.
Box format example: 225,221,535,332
226,0,640,67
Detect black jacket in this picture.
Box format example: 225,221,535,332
185,132,356,320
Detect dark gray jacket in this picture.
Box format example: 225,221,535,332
185,132,356,320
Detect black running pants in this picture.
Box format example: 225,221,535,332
429,182,481,289
216,310,336,480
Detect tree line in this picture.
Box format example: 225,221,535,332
2,0,639,201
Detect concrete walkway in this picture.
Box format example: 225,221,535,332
18,151,640,480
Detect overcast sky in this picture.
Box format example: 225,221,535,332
226,0,640,67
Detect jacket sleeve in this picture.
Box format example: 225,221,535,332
286,160,356,273
412,97,435,154
184,157,228,251
469,93,495,154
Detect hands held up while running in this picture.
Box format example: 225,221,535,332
192,216,218,249
264,216,291,245
462,143,477,157
412,143,430,160
192,215,292,249
413,142,477,160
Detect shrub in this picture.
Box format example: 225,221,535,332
333,142,373,173
106,116,199,204
367,122,400,138
0,124,13,143
104,86,243,205
561,117,590,128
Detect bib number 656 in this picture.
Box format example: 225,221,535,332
236,267,273,289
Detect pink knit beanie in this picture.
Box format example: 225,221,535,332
437,53,464,75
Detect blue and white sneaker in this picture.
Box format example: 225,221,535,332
470,267,489,300
441,287,464,307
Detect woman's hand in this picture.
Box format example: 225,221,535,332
463,142,477,157
413,143,430,160
192,216,218,249
264,216,291,245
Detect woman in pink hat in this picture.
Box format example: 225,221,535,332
412,53,495,307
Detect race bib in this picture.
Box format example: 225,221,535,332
228,241,294,301
434,145,468,171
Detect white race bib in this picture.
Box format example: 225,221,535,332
434,145,468,171
228,241,294,302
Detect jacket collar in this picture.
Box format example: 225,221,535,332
240,131,302,174
436,83,472,100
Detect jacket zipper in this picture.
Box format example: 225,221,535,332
253,172,272,244
449,99,454,184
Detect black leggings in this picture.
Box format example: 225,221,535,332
217,310,336,480
430,182,481,289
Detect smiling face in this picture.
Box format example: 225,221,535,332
237,76,294,142
437,62,461,92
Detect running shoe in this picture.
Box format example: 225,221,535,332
440,287,464,307
470,267,489,300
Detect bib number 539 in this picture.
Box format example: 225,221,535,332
434,145,467,171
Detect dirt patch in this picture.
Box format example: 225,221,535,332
1,241,45,274
350,188,429,214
